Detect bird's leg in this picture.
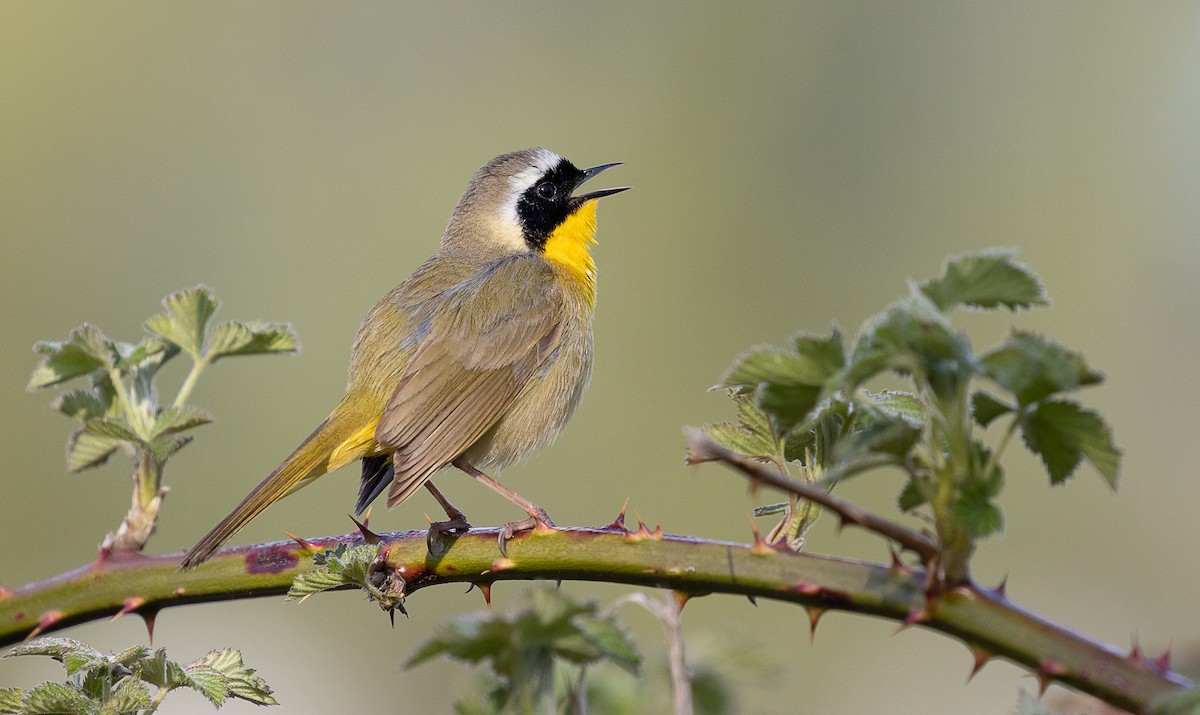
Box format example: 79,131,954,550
424,481,472,552
452,458,556,556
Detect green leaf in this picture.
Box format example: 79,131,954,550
953,480,1005,538
144,286,220,359
112,337,171,371
720,329,844,433
184,649,277,707
4,637,101,665
110,645,152,671
700,394,782,463
0,688,23,714
149,405,214,439
207,321,299,362
980,330,1103,406
65,431,124,473
897,478,930,511
51,389,112,422
28,325,116,390
1021,400,1120,487
791,327,846,378
98,678,150,715
21,681,97,715
575,620,640,675
971,391,1013,428
287,543,384,602
869,390,926,426
1154,686,1200,715
918,249,1048,312
80,417,141,444
136,650,189,691
146,434,194,468
833,416,919,461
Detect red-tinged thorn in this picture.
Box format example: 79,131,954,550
479,582,493,610
604,497,630,531
361,505,373,529
806,607,826,642
672,590,690,613
348,514,383,545
895,607,928,633
140,607,159,645
488,557,516,572
749,517,774,555
0,585,12,600
993,575,1008,599
746,594,758,607
966,644,992,682
283,532,321,553
27,610,65,640
1154,644,1172,672
1128,634,1145,666
111,596,147,622
1036,659,1066,695
748,477,763,497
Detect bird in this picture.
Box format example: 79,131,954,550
180,148,627,568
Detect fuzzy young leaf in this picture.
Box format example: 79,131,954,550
149,405,214,439
869,390,926,425
1021,400,1120,487
207,321,299,362
575,619,641,675
28,325,117,390
183,650,277,707
952,482,1005,538
918,249,1048,312
834,416,919,462
144,286,220,359
136,649,189,691
65,431,124,472
897,478,930,511
3,637,102,665
100,678,150,715
51,388,114,422
721,330,844,433
980,330,1102,406
0,689,22,714
971,391,1013,428
81,417,142,444
21,681,97,715
287,543,383,602
700,395,783,464
112,337,171,371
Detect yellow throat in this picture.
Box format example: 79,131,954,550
542,200,599,310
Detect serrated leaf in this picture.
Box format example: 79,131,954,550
720,338,841,433
287,543,381,601
149,405,214,439
136,649,189,690
4,638,100,664
66,431,124,472
971,391,1013,428
81,417,141,443
791,327,846,378
144,287,220,359
1021,400,1120,487
21,681,97,715
27,325,116,390
99,678,149,715
897,478,930,511
576,619,640,675
700,394,782,463
869,390,926,426
833,417,919,461
184,649,277,707
207,321,299,362
78,668,110,701
112,337,171,371
918,249,1048,312
51,389,112,421
980,330,1103,406
406,616,495,667
181,665,228,707
146,434,193,468
110,645,152,671
0,688,23,714
953,480,1005,538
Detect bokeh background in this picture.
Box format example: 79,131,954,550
3,3,1199,713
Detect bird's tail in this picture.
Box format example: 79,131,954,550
179,402,379,569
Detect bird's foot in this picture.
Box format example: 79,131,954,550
426,514,472,557
497,508,556,557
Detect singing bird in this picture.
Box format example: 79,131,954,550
180,149,627,568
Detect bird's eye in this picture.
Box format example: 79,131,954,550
535,182,557,200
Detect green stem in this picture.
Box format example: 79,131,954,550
173,356,207,409
981,412,1021,482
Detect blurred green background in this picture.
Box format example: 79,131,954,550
3,3,1199,713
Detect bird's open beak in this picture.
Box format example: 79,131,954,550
572,163,631,203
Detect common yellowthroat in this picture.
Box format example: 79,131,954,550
180,149,627,568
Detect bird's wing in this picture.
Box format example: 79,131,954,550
374,256,565,507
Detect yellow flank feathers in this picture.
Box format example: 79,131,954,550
542,201,598,308
329,420,383,470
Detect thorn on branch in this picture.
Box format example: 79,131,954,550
602,498,630,531
348,514,383,544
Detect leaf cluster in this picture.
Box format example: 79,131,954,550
407,587,640,715
28,286,297,475
0,637,275,714
705,249,1120,577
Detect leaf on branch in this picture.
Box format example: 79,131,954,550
720,328,844,433
980,330,1103,406
918,249,1048,313
287,542,383,602
699,394,784,465
136,649,190,691
28,324,117,390
113,336,173,372
1021,400,1120,487
149,405,214,439
952,477,1005,538
897,477,931,511
144,286,220,360
65,431,124,473
51,389,113,422
183,649,277,707
0,688,23,714
3,637,102,665
207,321,299,362
80,417,142,444
971,391,1013,428
103,677,151,714
20,681,97,715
